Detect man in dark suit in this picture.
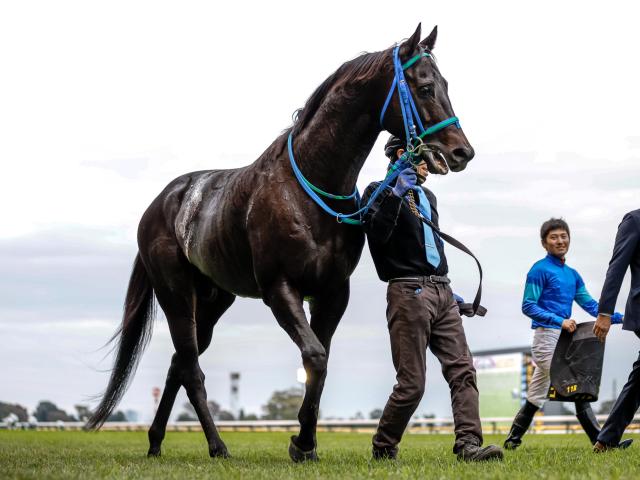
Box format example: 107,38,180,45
592,209,640,451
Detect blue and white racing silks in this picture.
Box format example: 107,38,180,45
522,254,623,329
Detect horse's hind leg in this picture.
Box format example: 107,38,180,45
290,282,350,461
144,248,231,458
148,286,235,457
162,295,230,457
147,352,181,457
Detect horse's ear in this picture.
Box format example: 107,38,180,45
400,23,422,58
419,25,438,51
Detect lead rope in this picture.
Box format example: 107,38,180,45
407,193,484,316
406,189,420,218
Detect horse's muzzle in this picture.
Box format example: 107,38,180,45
448,145,475,172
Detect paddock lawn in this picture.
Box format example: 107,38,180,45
1,431,640,479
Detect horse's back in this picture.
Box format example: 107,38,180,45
137,142,364,298
139,168,237,233
139,165,267,295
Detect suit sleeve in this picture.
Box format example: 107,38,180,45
360,182,403,244
599,213,640,315
522,268,565,327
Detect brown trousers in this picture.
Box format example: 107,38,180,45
372,279,482,454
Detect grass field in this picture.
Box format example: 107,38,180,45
1,431,640,479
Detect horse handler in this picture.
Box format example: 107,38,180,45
361,135,503,462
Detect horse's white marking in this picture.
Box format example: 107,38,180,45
177,175,209,260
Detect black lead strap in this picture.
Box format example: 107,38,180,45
420,216,485,317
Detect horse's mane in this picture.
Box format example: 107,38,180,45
291,47,393,135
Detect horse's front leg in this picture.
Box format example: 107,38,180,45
291,281,350,461
263,278,328,461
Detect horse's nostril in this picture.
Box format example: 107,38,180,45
452,146,475,162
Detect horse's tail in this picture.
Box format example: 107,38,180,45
86,253,156,430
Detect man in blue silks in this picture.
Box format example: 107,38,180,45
504,218,631,450
361,135,502,462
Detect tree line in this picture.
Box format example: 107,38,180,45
2,386,431,423
0,401,128,423
0,387,311,424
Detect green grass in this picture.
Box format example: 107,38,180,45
1,431,639,479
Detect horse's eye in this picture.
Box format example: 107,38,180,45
417,85,434,99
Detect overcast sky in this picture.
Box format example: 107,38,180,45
1,1,639,422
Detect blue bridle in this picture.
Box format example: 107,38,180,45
379,45,461,153
288,44,462,226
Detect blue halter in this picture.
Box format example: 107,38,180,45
288,44,462,226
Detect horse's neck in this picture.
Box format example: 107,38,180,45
293,101,380,195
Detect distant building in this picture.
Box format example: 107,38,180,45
230,372,240,420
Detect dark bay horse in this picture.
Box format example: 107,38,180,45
87,24,474,461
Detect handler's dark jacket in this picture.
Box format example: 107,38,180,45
361,182,448,281
599,209,640,331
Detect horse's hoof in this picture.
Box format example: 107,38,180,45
289,435,318,462
209,446,230,458
147,447,161,457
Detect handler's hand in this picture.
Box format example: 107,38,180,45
561,319,576,333
391,168,417,197
593,314,612,343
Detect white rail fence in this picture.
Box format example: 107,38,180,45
3,416,640,435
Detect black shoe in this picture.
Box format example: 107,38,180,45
372,446,398,460
619,439,634,449
457,444,504,462
594,439,634,452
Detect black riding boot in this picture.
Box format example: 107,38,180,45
575,401,600,445
504,401,539,450
576,401,634,449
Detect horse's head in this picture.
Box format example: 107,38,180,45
381,24,474,174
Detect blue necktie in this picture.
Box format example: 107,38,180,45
415,188,441,268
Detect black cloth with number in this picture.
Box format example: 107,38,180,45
548,321,604,402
